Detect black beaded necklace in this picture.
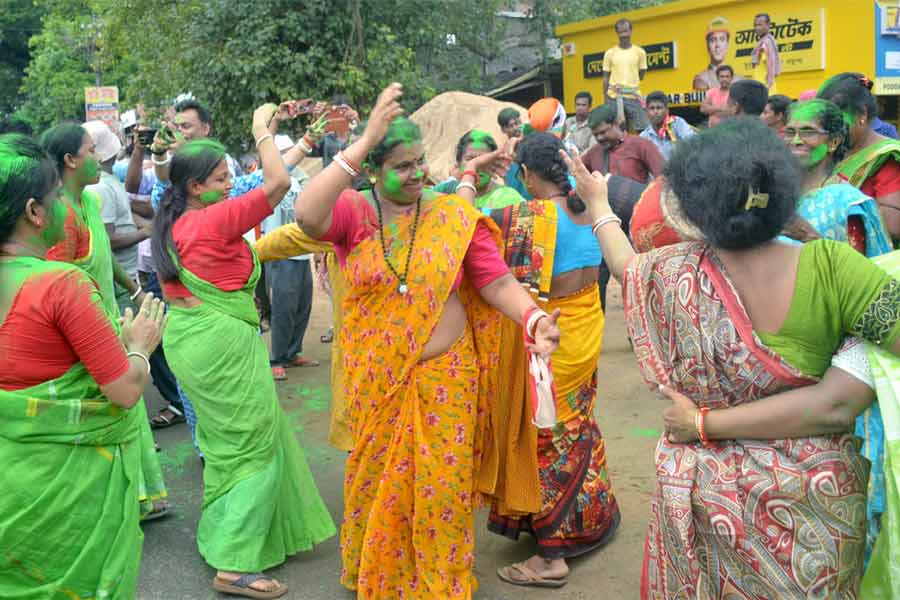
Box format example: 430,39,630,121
372,187,421,295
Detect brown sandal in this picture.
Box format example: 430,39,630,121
212,573,288,599
497,562,568,588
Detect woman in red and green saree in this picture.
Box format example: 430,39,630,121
151,104,336,599
294,83,561,600
819,72,900,244
565,118,900,598
40,123,169,520
455,132,620,589
0,133,166,599
431,130,524,210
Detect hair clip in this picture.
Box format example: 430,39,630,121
744,186,769,211
859,75,873,90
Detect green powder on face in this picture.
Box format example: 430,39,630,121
806,143,829,167
384,169,403,195
477,171,491,188
179,138,226,157
468,129,495,151
199,189,224,204
40,197,67,245
80,156,98,181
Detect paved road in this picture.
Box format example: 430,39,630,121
137,282,660,599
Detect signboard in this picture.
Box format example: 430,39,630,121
732,11,825,74
876,1,900,95
84,86,119,129
583,42,677,79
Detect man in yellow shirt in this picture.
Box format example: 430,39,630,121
603,18,649,132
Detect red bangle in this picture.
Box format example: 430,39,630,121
697,407,712,447
461,169,478,181
339,151,361,174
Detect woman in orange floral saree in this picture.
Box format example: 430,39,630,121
293,84,561,600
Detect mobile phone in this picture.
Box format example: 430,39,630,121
324,105,357,135
137,128,157,147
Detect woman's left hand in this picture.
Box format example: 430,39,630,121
530,309,561,355
660,385,700,443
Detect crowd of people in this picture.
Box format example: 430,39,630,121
3,10,900,599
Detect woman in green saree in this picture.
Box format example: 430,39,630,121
151,104,336,599
431,130,524,210
40,122,170,520
0,133,166,599
819,72,900,244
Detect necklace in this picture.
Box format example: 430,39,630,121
372,188,421,295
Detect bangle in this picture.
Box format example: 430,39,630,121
126,351,151,376
523,306,550,339
461,169,478,181
150,147,167,156
151,154,170,166
696,407,712,447
334,151,360,178
591,214,622,235
255,133,274,148
129,283,143,301
456,181,477,194
297,138,312,154
338,151,361,174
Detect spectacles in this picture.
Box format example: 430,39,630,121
780,127,828,142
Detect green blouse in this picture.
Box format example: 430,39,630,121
757,240,900,377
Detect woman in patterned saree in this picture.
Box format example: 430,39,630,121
294,83,560,600
457,133,620,588
819,72,900,243
39,123,169,520
0,133,166,599
563,118,900,598
152,105,336,599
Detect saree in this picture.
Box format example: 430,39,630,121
0,259,143,600
338,194,502,599
797,182,892,258
486,199,620,557
163,245,335,571
48,189,167,517
836,138,900,190
862,250,900,597
253,224,353,450
625,242,869,599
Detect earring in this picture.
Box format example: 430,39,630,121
35,218,44,228
369,176,377,185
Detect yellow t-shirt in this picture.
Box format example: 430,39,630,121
752,49,777,93
603,45,647,98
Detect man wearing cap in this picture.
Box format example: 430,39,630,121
84,120,150,312
693,17,740,92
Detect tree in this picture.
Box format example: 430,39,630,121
0,0,46,115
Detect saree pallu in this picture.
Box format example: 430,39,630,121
338,194,502,599
51,190,167,517
836,138,900,191
1,259,143,599
625,242,869,599
488,284,620,558
253,224,353,450
164,247,335,572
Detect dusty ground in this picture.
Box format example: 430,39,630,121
137,279,662,599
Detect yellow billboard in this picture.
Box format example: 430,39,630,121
556,0,875,108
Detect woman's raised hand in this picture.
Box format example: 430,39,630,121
659,385,700,443
120,293,167,357
252,103,280,138
362,83,405,146
558,148,611,221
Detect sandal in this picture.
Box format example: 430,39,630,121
289,356,320,368
320,327,334,344
150,406,185,429
497,562,568,589
212,573,288,599
141,500,171,522
271,366,287,381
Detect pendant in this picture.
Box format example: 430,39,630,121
398,283,409,295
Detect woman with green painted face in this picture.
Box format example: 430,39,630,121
40,123,171,521
819,73,900,243
295,83,561,599
151,104,335,600
432,130,523,210
0,133,166,599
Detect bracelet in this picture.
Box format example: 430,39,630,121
296,138,312,154
456,181,477,194
523,307,550,339
338,151,361,174
591,214,622,236
333,151,360,178
696,407,712,447
461,169,478,181
151,154,170,166
126,351,151,376
150,147,167,156
129,283,143,301
255,133,274,148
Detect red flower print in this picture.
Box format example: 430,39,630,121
458,490,471,504
394,457,412,474
444,452,458,466
441,507,455,522
350,508,362,520
425,412,440,427
421,485,436,499
452,578,464,595
418,443,431,457
426,526,438,540
447,367,459,378
384,493,399,510
448,544,459,563
531,250,544,271
435,385,449,404
409,573,419,591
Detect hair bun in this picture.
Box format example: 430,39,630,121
859,75,874,91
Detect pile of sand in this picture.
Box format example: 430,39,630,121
293,91,527,183
410,91,527,183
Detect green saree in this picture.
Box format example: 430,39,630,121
68,189,167,517
163,245,336,571
836,137,900,189
0,258,143,600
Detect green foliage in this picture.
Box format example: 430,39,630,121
0,0,46,115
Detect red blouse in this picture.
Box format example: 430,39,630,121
0,267,129,391
321,189,509,291
162,188,273,298
861,159,900,199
